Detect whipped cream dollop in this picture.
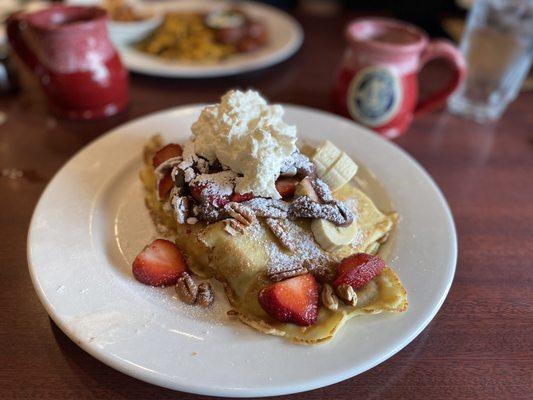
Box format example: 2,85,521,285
191,90,297,199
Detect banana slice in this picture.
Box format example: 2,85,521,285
320,152,358,191
311,141,358,191
311,218,359,251
312,140,342,176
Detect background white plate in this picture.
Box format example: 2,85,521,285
69,0,303,77
27,105,456,397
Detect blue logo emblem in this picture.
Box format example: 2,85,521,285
347,67,402,127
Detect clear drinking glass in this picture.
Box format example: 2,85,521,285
448,0,533,122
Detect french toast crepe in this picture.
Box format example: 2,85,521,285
140,136,407,344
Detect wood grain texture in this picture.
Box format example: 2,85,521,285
1,10,532,400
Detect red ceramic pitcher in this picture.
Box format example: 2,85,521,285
7,5,129,120
333,18,466,138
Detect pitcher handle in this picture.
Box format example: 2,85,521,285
7,13,42,75
415,39,466,115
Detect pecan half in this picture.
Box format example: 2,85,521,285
223,218,245,236
268,266,309,282
265,218,297,251
197,282,214,307
225,202,255,226
336,284,358,307
176,272,198,304
321,283,339,311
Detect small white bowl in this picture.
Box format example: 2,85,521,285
65,0,162,46
107,12,162,46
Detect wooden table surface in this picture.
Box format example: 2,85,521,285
1,10,532,400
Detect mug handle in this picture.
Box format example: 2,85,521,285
414,39,466,115
6,13,42,74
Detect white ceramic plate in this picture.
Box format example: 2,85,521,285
69,0,303,77
27,105,457,397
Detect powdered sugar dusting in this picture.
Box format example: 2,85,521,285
246,220,330,278
191,171,237,197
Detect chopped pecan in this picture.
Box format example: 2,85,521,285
265,218,297,251
268,266,308,282
225,202,255,226
321,283,339,311
223,218,245,236
224,214,253,236
336,284,358,307
197,282,214,307
176,272,198,304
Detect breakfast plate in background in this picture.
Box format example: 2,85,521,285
27,105,456,397
68,0,304,77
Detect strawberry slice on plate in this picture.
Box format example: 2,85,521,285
332,253,385,290
258,274,319,326
152,144,183,168
275,177,300,199
132,239,188,286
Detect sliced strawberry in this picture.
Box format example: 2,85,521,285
132,239,188,286
152,144,183,168
332,253,385,290
189,182,230,207
258,274,318,326
158,173,174,199
275,177,299,199
230,192,254,203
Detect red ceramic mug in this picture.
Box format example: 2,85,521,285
332,18,466,138
7,6,129,120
